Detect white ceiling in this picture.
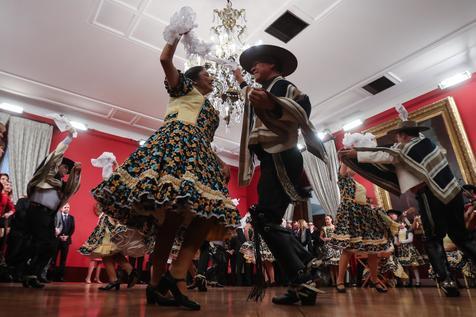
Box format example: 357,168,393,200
1,0,476,165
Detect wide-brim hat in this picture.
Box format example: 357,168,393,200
387,120,429,135
386,209,402,217
462,184,476,192
239,44,297,77
61,157,75,173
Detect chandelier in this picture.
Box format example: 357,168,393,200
185,0,257,126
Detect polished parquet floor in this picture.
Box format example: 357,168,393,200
0,283,475,317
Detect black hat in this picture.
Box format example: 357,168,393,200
60,157,75,173
239,44,297,77
463,184,476,192
387,120,429,135
387,209,402,216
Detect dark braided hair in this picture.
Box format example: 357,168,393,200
184,66,205,82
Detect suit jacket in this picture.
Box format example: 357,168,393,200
58,213,75,244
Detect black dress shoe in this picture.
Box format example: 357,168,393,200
38,277,51,284
160,271,200,310
336,283,346,293
127,269,139,288
146,285,179,306
440,278,460,297
99,280,120,291
22,277,45,289
272,289,300,305
369,280,388,293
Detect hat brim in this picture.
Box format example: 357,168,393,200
386,209,402,216
387,126,429,135
239,45,297,77
61,157,75,173
463,184,476,192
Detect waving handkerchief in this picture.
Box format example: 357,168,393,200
48,113,78,137
91,152,117,179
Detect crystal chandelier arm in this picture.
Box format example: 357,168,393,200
160,37,182,89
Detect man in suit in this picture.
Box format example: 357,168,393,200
54,203,75,281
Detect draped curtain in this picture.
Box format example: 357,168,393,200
303,139,340,218
7,116,53,201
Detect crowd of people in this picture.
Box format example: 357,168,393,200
1,28,476,312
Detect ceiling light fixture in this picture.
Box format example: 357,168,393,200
0,102,23,114
70,121,88,131
438,71,471,89
343,119,363,131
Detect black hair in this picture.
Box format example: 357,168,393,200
254,56,283,73
399,130,420,138
184,66,205,82
0,139,5,149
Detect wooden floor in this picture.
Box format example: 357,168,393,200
0,283,475,317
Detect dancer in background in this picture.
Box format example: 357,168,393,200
320,215,340,286
339,106,476,297
331,163,393,293
395,222,425,287
22,129,81,289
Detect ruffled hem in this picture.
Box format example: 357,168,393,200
331,234,392,253
93,170,240,231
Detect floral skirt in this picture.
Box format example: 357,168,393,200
428,250,476,279
331,202,392,253
239,237,275,264
322,243,341,266
396,243,425,267
91,120,240,238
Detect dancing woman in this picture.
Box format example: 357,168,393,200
91,35,239,310
331,163,393,293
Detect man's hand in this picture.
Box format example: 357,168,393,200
221,165,231,183
73,162,82,172
233,68,244,84
249,88,276,111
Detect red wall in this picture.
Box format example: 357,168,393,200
334,74,476,201
49,129,138,268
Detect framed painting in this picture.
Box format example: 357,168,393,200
364,97,476,210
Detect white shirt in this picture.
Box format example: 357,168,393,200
357,151,423,194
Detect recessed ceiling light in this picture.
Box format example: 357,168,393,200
438,71,471,89
343,119,363,131
0,102,23,113
70,121,88,131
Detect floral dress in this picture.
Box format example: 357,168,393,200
239,228,275,263
321,226,341,266
91,72,240,238
331,175,392,253
395,229,425,267
79,213,121,258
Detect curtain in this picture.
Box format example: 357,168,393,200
303,139,340,218
0,112,10,124
7,116,53,201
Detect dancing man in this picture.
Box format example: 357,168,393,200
22,129,81,288
339,110,476,297
234,44,327,305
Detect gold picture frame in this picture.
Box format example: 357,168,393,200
364,96,476,210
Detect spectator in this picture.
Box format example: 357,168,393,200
54,203,75,281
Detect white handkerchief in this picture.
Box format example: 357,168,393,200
47,113,78,138
91,152,117,179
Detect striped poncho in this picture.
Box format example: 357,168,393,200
344,137,461,204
